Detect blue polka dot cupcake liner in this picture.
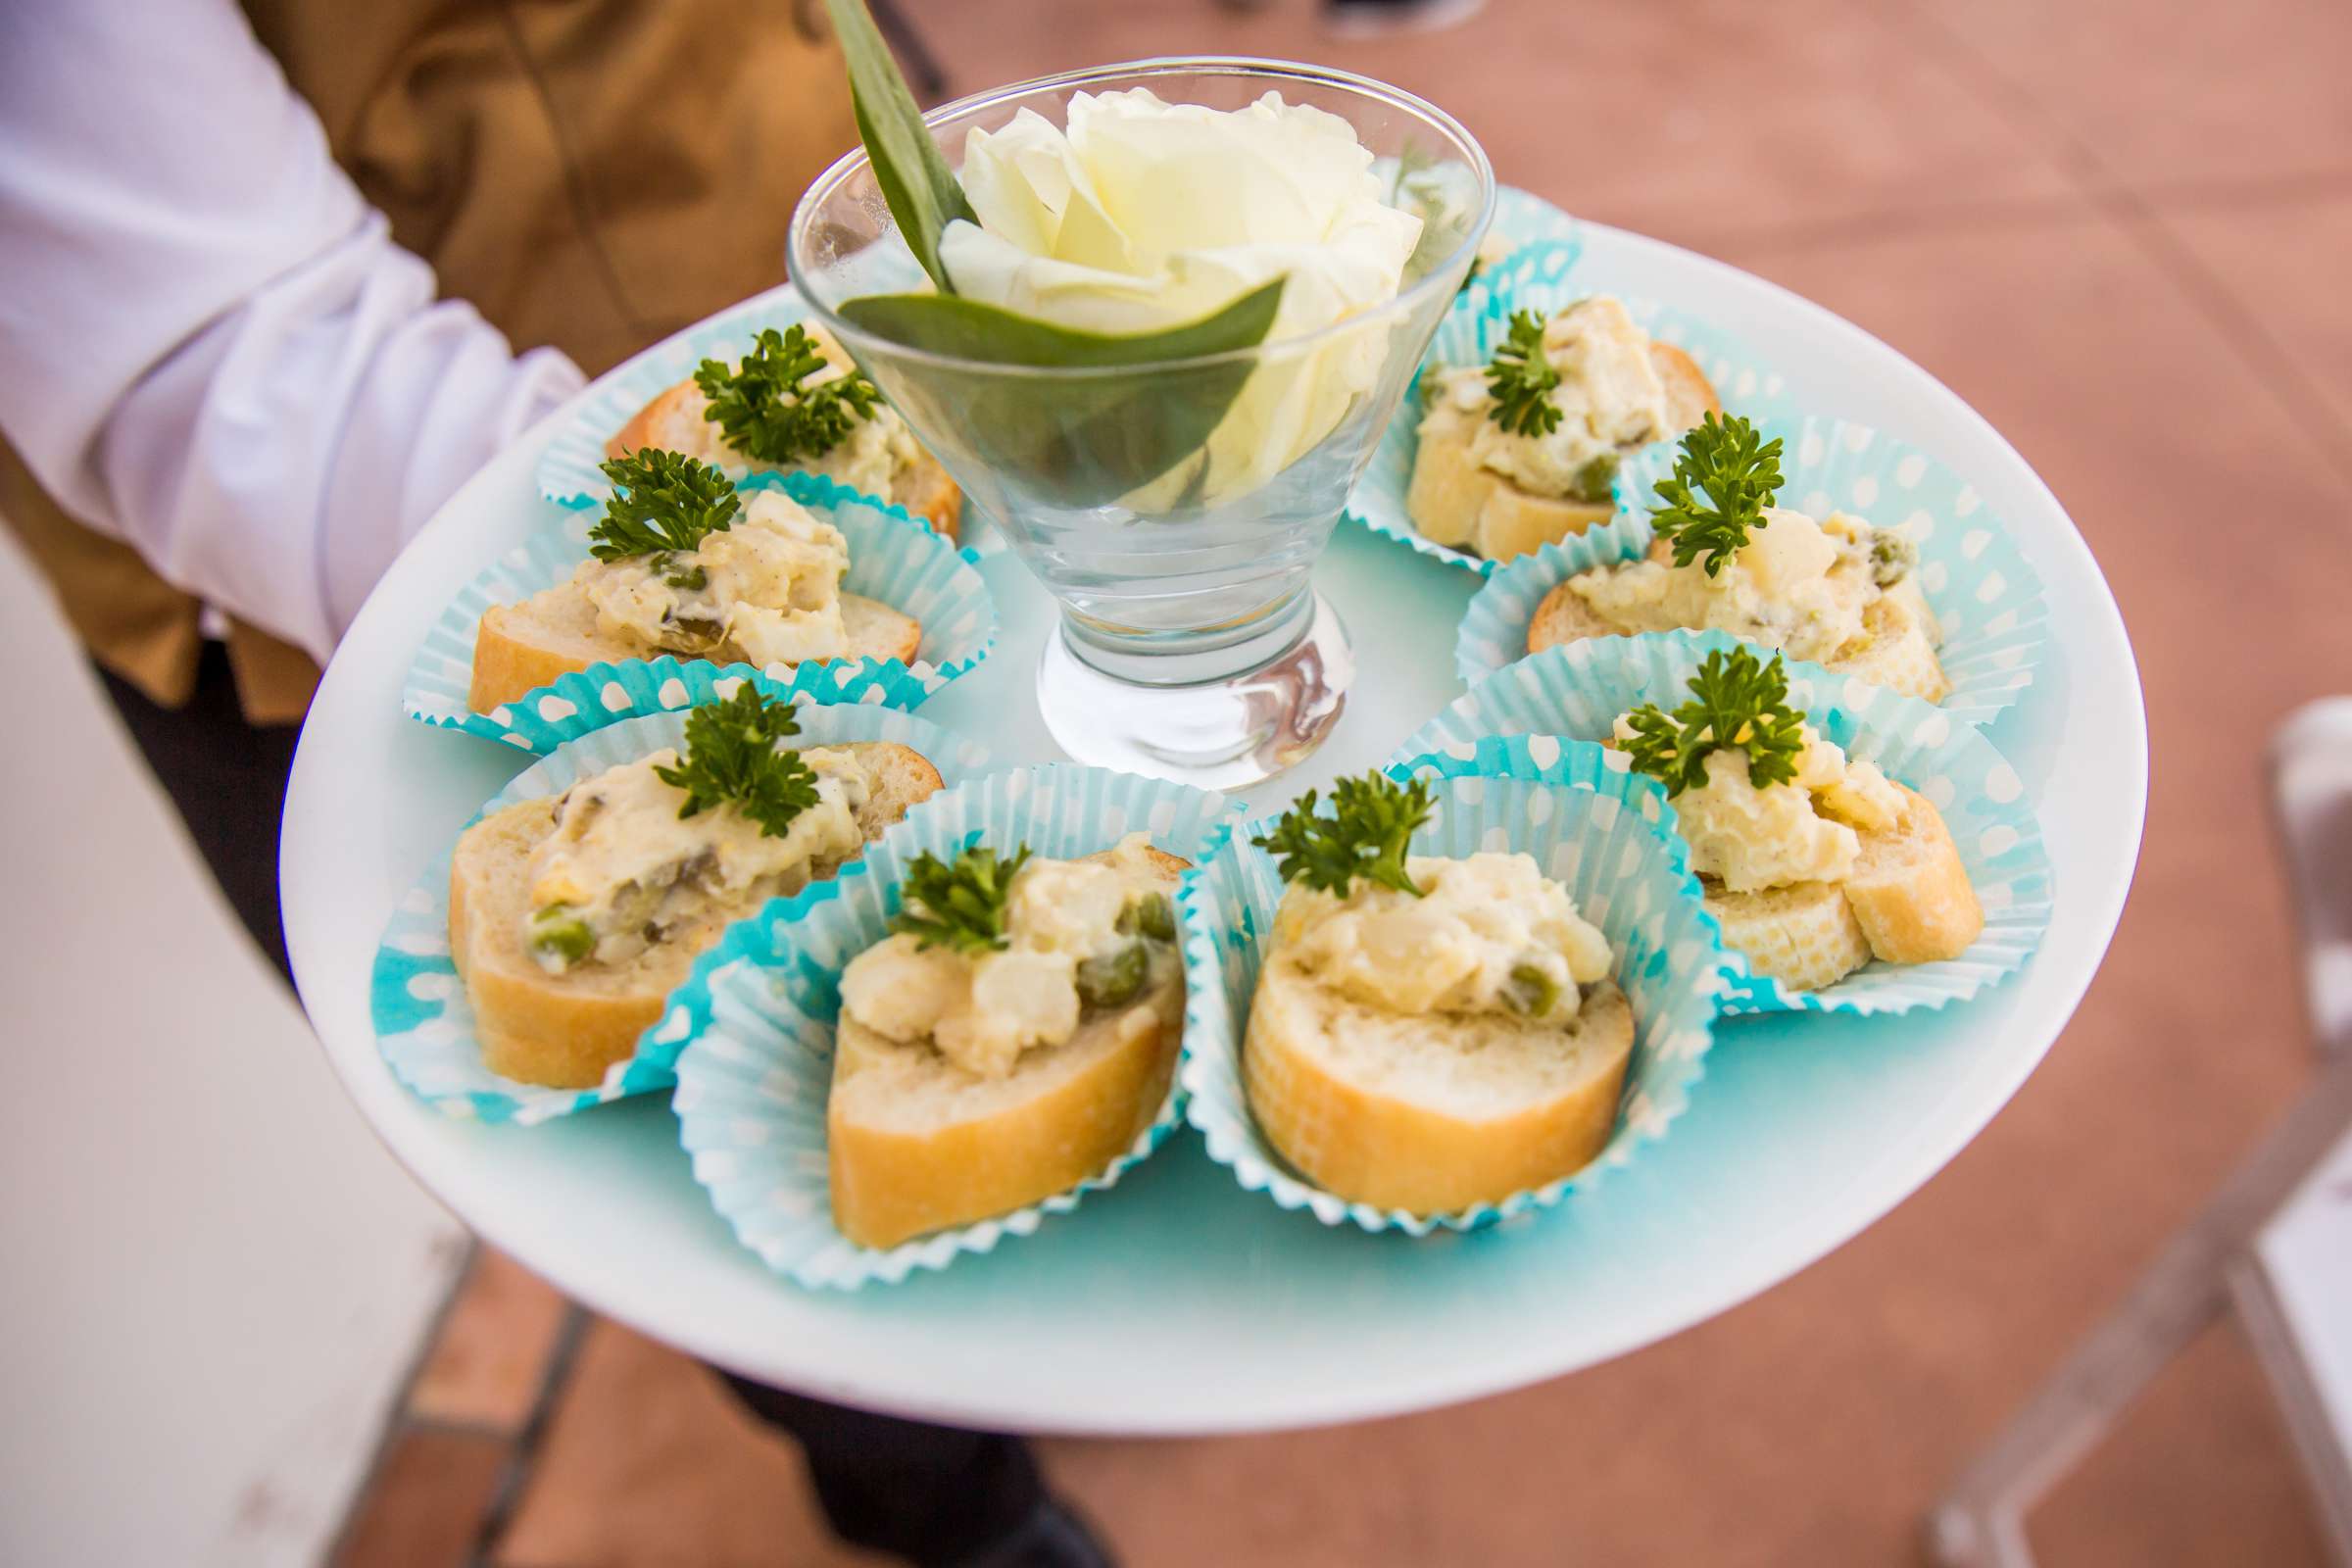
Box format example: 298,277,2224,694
1177,761,1726,1236
402,470,997,753
669,763,1245,1290
1397,630,2054,1015
369,702,997,1126
1458,414,2048,730
1347,237,1803,576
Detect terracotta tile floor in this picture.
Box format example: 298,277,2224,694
335,1,2352,1562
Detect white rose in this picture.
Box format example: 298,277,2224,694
939,88,1424,506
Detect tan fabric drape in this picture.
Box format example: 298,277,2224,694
4,0,857,719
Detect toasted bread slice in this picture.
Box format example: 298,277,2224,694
609,380,961,542
1527,576,1626,656
1406,339,1720,565
468,583,919,714
1242,956,1634,1214
1648,340,1722,431
450,741,942,1089
825,846,1191,1249
1705,879,1872,994
1841,783,1983,964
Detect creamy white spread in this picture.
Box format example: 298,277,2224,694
673,328,922,504
525,745,873,973
576,489,852,669
1572,507,1901,667
1615,717,1906,892
837,834,1180,1080
1273,852,1612,1022
1421,296,1670,501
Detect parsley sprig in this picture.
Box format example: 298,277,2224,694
1484,310,1563,439
1621,647,1809,798
1253,770,1436,899
695,326,883,466
1648,413,1785,576
588,450,741,562
893,843,1034,955
654,685,819,838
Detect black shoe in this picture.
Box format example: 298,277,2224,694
956,1498,1117,1568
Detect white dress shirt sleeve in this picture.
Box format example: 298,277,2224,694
0,0,587,663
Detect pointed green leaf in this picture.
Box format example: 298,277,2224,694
841,279,1289,502
824,0,976,293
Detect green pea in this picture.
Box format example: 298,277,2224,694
1117,891,1176,942
529,906,597,968
1870,531,1917,587
1076,942,1148,1009
1503,961,1560,1018
1572,452,1620,504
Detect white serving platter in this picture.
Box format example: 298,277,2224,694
283,220,2145,1436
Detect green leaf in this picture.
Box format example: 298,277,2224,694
840,280,1288,503
654,685,820,838
1648,413,1786,577
588,451,742,562
1485,309,1563,439
1620,647,1809,799
824,0,975,294
839,278,1287,368
1252,770,1436,899
695,325,882,466
892,843,1034,955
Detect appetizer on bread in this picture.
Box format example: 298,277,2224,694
1531,415,1949,703
450,686,942,1088
1242,772,1633,1213
828,835,1189,1249
1408,297,1719,563
470,451,922,714
1615,647,1982,991
610,323,961,540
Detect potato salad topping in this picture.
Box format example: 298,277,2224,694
838,835,1181,1080
1574,505,1890,667
1420,296,1669,503
1274,852,1612,1022
1616,646,1905,893
523,688,867,974
579,485,855,669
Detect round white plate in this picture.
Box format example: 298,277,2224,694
284,222,2145,1437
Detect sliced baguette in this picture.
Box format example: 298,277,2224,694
468,582,919,714
825,846,1192,1250
1841,783,1983,964
609,379,961,541
1242,956,1634,1214
1836,588,1951,704
449,741,942,1089
1407,340,1721,565
1703,879,1873,994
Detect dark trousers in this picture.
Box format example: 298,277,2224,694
98,643,1047,1568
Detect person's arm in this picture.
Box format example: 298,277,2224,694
0,0,585,664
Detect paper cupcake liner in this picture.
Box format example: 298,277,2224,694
1458,415,2048,729
1348,238,1803,576
668,764,1245,1290
1178,762,1726,1236
369,702,997,1125
403,470,996,752
1398,629,2054,1014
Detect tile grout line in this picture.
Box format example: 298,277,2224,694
1868,0,2352,489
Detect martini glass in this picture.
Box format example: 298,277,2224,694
789,58,1493,788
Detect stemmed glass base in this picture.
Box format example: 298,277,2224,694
1035,592,1353,790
